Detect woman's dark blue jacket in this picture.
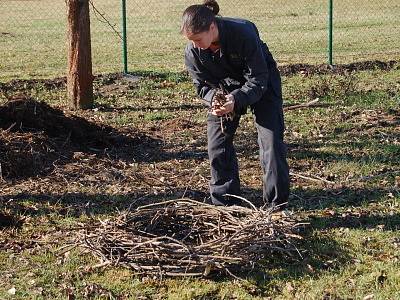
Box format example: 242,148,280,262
184,17,282,113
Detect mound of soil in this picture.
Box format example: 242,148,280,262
0,97,126,149
0,97,154,180
0,73,122,93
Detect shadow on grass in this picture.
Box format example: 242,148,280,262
245,233,352,292
0,189,209,220
289,147,365,163
93,102,204,113
196,228,352,297
231,124,399,167
289,141,400,164
289,186,394,210
309,212,400,231
1,185,395,219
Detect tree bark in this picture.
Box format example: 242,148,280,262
67,0,93,109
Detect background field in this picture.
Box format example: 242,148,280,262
1,0,400,80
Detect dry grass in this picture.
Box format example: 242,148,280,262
1,0,399,80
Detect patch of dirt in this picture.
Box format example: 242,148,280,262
0,77,66,93
0,96,125,148
95,73,141,98
162,118,197,133
0,97,159,180
0,73,124,94
279,60,398,77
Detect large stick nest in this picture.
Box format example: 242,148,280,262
76,199,304,277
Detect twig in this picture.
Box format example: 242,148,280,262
224,193,257,211
91,261,112,269
181,167,199,199
55,243,78,256
89,0,123,41
284,98,320,111
290,172,335,185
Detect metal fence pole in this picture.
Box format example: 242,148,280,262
121,0,128,74
328,0,333,65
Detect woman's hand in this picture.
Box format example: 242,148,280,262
211,94,235,116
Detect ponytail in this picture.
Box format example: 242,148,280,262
203,0,219,15
181,0,220,34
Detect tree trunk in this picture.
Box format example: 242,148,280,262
67,0,93,109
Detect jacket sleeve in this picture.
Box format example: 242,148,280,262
184,47,217,107
230,32,269,110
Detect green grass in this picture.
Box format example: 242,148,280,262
143,111,174,121
1,66,400,299
1,0,400,80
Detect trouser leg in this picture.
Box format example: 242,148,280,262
207,113,241,205
253,92,290,206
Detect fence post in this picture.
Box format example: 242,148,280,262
121,0,128,74
67,0,94,109
328,0,333,65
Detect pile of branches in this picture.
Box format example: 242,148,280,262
76,199,304,278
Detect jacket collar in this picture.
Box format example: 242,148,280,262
215,18,226,57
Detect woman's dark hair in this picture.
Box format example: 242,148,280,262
180,0,220,34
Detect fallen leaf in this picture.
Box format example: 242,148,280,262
286,282,294,292
325,210,336,216
348,279,356,287
306,264,315,273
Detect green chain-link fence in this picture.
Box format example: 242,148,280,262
1,0,399,80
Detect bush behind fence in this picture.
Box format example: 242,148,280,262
0,0,399,80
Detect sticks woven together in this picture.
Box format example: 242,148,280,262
76,199,304,278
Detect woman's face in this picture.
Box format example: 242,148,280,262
185,22,217,50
